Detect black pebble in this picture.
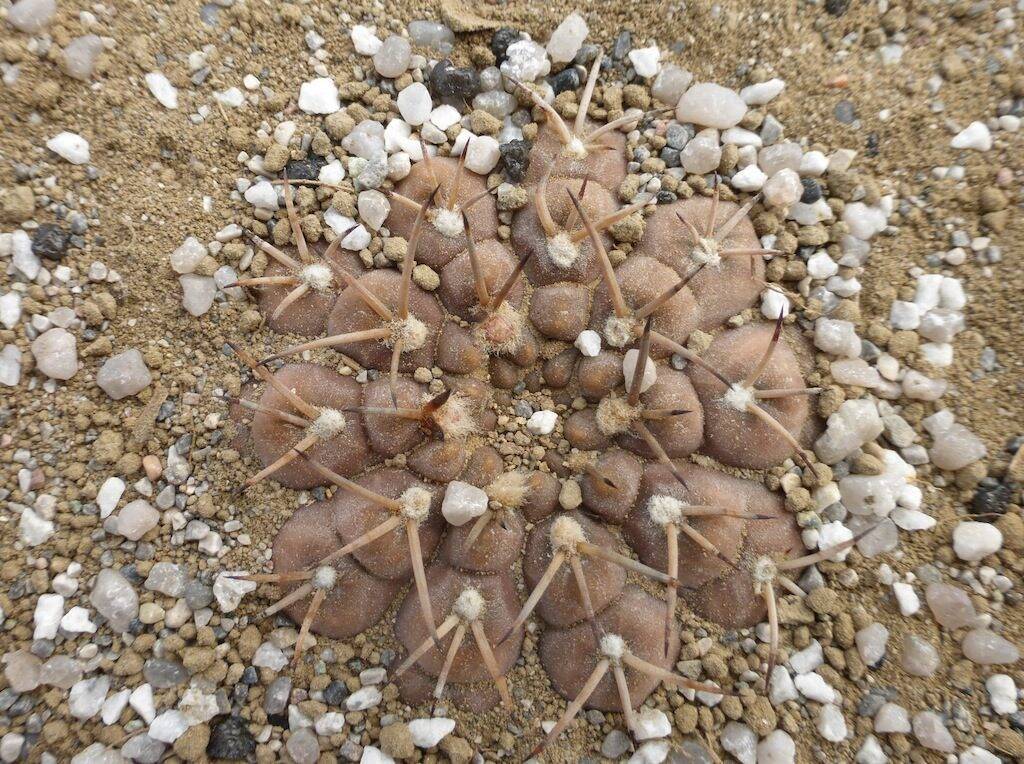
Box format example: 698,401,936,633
548,66,581,95
800,177,822,204
834,100,856,124
500,139,532,183
428,59,481,100
285,155,327,181
825,0,850,16
322,680,350,706
207,716,257,760
612,30,632,60
490,28,521,64
972,482,1013,515
31,224,70,261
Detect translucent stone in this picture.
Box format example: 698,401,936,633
47,131,91,164
789,640,823,674
854,518,899,557
3,650,42,692
912,711,955,753
253,642,287,671
855,623,889,667
69,676,110,720
651,65,692,105
145,72,178,109
816,704,847,742
71,744,120,764
874,702,911,733
930,425,987,471
345,686,382,711
952,521,1002,561
756,730,795,764
814,318,860,358
759,142,803,176
473,90,517,119
794,672,835,703
441,481,488,526
901,370,946,401
63,35,104,81
170,236,208,274
396,82,432,126
97,349,152,400
19,506,54,546
768,666,798,704
675,83,747,129
900,634,940,676
622,349,657,394
814,399,884,464
547,13,588,64
843,201,888,241
31,328,78,380
720,722,756,764
357,190,390,232
740,78,785,105
180,275,216,317
407,20,454,53
925,583,977,630
680,128,721,174
918,308,964,343
409,717,456,748
373,36,411,78
90,568,139,632
342,120,385,160
145,562,187,597
351,25,382,56
763,169,803,208
8,0,57,33
143,658,187,688
150,710,189,743
116,499,160,540
962,630,1020,664
213,572,256,612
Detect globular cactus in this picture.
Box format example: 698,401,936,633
223,61,870,755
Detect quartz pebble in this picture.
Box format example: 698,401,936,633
986,674,1017,715
629,46,660,78
63,35,104,80
814,399,883,464
912,711,955,753
756,730,795,763
675,83,747,129
651,65,692,105
91,569,139,632
634,708,671,740
952,521,1003,562
925,582,977,629
145,72,178,109
397,83,432,126
8,0,57,33
286,728,319,764
351,25,383,55
298,78,340,114
720,722,756,764
547,13,588,64
900,634,940,676
374,36,412,78
97,349,152,399
930,424,986,471
463,135,500,174
441,481,488,526
116,499,160,540
46,132,91,165
740,78,785,105
31,328,78,380
170,236,208,274
575,329,601,357
527,410,558,436
346,686,382,711
951,121,992,151
409,717,455,748
69,676,110,720
180,275,217,317
874,702,911,733
962,629,1020,664
816,704,847,742
622,349,657,393
500,40,550,82
680,128,721,174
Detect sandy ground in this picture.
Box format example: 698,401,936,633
1,0,1023,762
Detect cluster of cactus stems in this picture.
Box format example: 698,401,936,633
221,56,870,756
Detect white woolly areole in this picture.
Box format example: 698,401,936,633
310,408,347,440
486,470,529,509
647,494,684,526
387,315,428,351
722,383,755,412
752,556,777,594
595,396,640,436
399,486,432,522
431,207,465,238
563,136,588,160
300,263,334,292
600,633,626,660
433,391,476,440
691,237,721,267
311,565,337,590
479,302,526,355
547,232,580,270
550,515,586,551
603,315,639,348
453,587,486,621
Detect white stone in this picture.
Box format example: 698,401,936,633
63,34,104,81
807,251,838,280
8,0,56,32
11,230,38,280
397,83,432,126
789,640,823,674
814,318,860,358
430,105,462,131
756,730,795,764
817,521,855,559
731,164,766,192
527,410,558,436
374,36,411,78
760,289,790,320
816,704,847,742
831,358,880,388
741,78,785,105
60,606,96,634
629,46,660,78
130,684,156,723
409,717,456,748
319,160,345,185
101,689,130,725
913,711,955,752
675,83,747,129
622,349,657,394
441,481,488,526
346,686,382,711
814,399,883,464
244,180,279,210
500,40,550,82
875,702,911,733
794,672,835,703
19,506,54,546
547,13,588,64
33,594,64,639
315,712,346,736
651,66,693,105
180,275,216,317
149,710,190,743
360,747,394,764
953,522,1003,562
920,342,953,368
888,581,919,616
628,741,669,764
351,25,383,55
680,128,721,174
724,127,763,148
951,121,992,151
800,150,829,176
763,168,802,208
213,571,256,612
358,190,390,231
69,676,110,720
889,300,920,330
170,236,207,274
253,642,287,671
31,328,78,380
97,349,151,399
986,674,1017,715
891,508,935,531
47,131,91,164
0,292,21,330
959,747,1001,764
769,666,798,704
720,722,757,764
298,78,340,114
145,72,178,109
902,370,946,401
462,135,500,174
843,201,888,241
575,329,601,357
633,708,671,740
930,423,986,470
116,499,159,541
